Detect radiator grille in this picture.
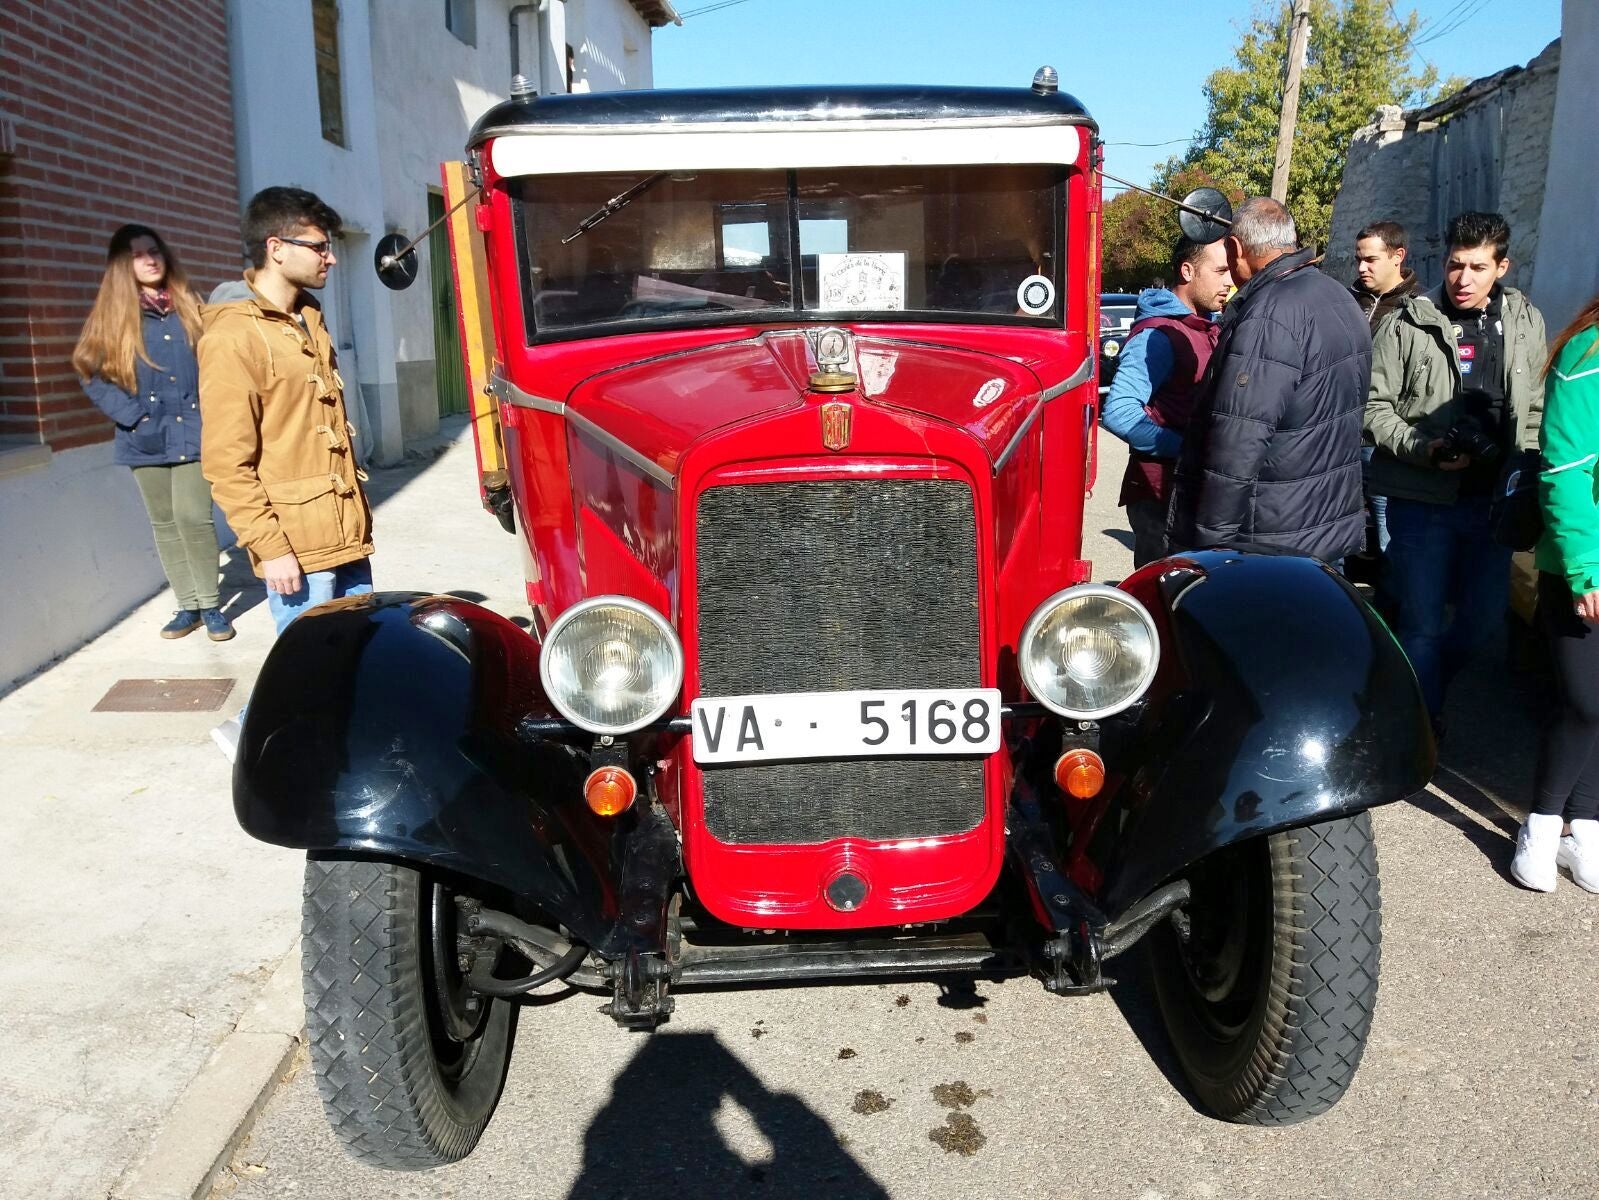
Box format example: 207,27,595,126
695,479,985,845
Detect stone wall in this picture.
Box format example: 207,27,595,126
1530,0,1599,332
1323,39,1561,292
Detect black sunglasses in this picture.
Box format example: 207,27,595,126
277,236,334,258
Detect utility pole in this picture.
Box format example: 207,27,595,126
1271,0,1312,204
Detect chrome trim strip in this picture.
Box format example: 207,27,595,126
492,373,675,488
993,404,1043,474
565,406,677,489
492,373,564,414
994,356,1093,472
1042,355,1094,402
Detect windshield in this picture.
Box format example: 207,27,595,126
514,165,1064,339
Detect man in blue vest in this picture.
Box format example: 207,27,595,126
1100,236,1232,566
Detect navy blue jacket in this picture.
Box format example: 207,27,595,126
81,306,202,467
1166,248,1372,562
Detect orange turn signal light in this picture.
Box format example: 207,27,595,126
584,766,637,817
1053,748,1106,800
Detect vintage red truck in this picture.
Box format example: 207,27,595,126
232,71,1433,1168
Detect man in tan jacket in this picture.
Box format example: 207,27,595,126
201,187,373,760
200,187,373,638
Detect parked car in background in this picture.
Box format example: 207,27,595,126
1099,292,1138,388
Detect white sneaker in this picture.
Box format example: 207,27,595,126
210,715,242,765
1556,819,1599,893
1511,812,1563,892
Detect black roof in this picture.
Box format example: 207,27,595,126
468,83,1096,149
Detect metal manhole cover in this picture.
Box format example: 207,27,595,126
93,678,236,713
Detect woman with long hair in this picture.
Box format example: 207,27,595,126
1512,293,1599,892
73,224,233,640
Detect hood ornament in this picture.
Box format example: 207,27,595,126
807,326,856,394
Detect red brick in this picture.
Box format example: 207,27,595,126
5,1,234,452
46,427,114,452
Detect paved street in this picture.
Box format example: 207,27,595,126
0,419,523,1200
202,429,1597,1200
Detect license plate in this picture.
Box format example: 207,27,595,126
691,688,1002,765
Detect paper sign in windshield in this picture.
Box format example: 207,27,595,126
818,253,905,311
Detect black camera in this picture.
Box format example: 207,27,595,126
1432,414,1503,468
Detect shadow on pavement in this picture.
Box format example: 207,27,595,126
1404,626,1546,879
1404,776,1519,885
217,546,266,620
1100,526,1135,554
567,1031,887,1200
1105,950,1201,1116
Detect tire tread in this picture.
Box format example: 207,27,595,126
301,859,504,1169
1240,812,1382,1124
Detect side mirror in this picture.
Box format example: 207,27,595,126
1177,188,1233,244
374,232,419,291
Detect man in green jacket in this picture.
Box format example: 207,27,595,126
1363,211,1547,729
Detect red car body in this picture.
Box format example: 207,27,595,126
233,80,1435,1168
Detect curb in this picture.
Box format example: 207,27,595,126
111,939,304,1200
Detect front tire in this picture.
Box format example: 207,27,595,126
301,859,518,1168
1148,812,1381,1124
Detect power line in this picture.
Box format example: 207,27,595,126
1387,0,1436,74
1415,0,1496,45
677,0,762,18
1104,137,1195,148
1417,0,1478,38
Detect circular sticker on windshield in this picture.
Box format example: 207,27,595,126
1017,274,1055,315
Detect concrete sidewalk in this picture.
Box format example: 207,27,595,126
0,420,526,1200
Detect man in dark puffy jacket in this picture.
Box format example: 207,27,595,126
1166,197,1371,562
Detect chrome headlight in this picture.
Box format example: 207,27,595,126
1019,584,1159,719
539,597,683,734
1102,339,1121,359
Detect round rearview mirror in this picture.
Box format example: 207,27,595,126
374,232,419,291
1178,188,1233,244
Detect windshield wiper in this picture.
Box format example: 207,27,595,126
560,172,666,245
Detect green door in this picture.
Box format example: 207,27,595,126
428,190,469,417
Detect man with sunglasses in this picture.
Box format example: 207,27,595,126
200,187,374,757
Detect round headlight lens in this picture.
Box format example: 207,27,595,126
540,597,683,734
1102,339,1121,358
1019,585,1159,719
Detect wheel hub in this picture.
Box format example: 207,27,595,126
428,885,491,1046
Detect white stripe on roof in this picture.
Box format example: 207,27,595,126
491,123,1083,177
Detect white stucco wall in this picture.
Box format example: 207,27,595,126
0,444,167,689
224,0,402,463
370,0,659,443
226,0,660,457
372,0,526,444
1530,0,1599,332
567,0,654,92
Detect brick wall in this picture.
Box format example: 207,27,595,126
0,0,241,452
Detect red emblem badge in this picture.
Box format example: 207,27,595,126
821,401,852,451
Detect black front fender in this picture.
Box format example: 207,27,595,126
1082,551,1435,916
233,592,649,948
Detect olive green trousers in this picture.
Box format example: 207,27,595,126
132,461,220,610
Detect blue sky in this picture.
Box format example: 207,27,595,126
652,0,1563,187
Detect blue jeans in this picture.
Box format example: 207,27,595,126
266,558,374,636
1361,446,1390,553
1385,497,1510,716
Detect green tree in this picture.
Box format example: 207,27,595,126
1170,0,1438,252
1101,167,1243,291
